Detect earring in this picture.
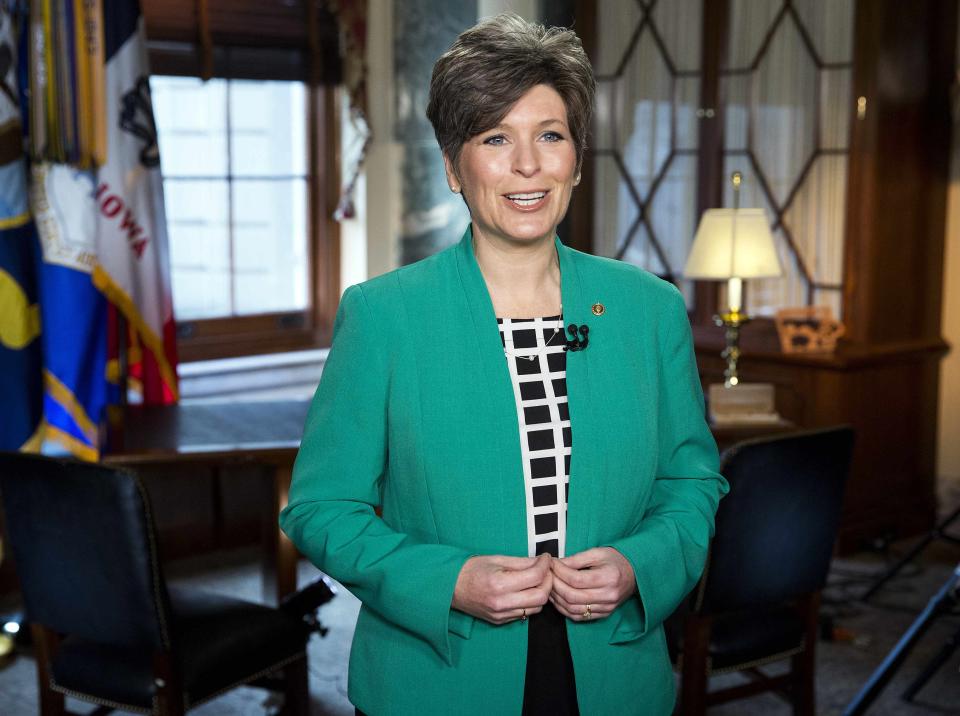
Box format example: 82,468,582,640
450,185,461,194
573,174,581,186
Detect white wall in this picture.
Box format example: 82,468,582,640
937,13,960,491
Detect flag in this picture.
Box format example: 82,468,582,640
29,0,177,459
27,0,106,167
0,7,43,452
95,0,177,404
31,161,113,459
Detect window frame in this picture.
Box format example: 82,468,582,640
149,53,340,363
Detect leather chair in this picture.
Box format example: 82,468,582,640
673,426,855,715
0,453,313,715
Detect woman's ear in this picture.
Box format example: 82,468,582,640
443,152,461,194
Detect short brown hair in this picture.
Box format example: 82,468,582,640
426,13,596,171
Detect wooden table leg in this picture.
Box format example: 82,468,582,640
263,464,299,604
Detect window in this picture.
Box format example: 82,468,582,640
143,0,342,362
583,0,853,323
153,77,309,320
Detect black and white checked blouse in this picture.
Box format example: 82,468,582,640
497,315,571,559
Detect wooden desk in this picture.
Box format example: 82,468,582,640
710,418,797,453
102,400,794,605
104,400,310,604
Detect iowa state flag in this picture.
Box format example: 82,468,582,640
30,0,177,459
95,0,178,405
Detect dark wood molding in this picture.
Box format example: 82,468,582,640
143,0,341,83
312,84,342,343
694,326,950,370
692,0,729,325
174,314,328,363
562,0,597,254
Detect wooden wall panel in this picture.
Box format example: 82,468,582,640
697,343,944,553
844,0,958,345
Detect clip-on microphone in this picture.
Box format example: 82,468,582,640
565,324,589,351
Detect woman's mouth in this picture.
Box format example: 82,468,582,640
504,191,548,209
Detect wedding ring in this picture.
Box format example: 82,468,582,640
520,608,527,622
584,604,592,620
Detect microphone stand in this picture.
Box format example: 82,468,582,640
861,503,960,602
843,563,960,715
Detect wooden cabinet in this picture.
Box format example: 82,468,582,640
695,334,947,551
575,0,957,551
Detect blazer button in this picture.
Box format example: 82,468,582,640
592,302,605,316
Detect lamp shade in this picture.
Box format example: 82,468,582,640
684,208,782,279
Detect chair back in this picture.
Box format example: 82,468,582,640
0,453,170,650
694,426,854,615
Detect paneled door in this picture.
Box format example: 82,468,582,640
720,0,854,317
588,0,854,319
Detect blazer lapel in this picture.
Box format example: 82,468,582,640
556,239,606,556
454,229,528,556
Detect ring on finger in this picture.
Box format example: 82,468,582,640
583,604,592,620
520,608,527,622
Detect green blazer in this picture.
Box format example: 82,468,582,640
280,228,728,715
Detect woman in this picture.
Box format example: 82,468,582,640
280,13,727,715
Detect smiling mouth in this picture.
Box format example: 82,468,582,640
504,191,548,208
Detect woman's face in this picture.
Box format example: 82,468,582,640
445,84,578,249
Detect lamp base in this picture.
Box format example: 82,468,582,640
714,310,751,388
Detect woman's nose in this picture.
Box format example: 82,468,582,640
512,142,540,177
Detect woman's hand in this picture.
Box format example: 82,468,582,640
452,553,553,625
549,547,637,621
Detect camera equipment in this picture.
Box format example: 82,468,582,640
844,563,960,715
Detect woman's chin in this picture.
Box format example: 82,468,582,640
480,223,558,245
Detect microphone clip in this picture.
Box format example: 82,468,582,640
565,324,590,351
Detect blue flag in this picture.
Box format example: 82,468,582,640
0,9,42,452
0,215,43,452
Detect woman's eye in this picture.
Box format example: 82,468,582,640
483,135,507,146
542,131,565,142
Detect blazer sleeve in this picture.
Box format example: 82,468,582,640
607,285,729,638
279,284,473,665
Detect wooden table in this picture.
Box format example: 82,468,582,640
710,418,797,453
102,400,796,605
103,400,310,604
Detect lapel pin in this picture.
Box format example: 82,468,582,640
592,302,605,316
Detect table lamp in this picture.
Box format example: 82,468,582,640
684,172,782,388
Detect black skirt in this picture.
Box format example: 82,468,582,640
522,602,579,715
